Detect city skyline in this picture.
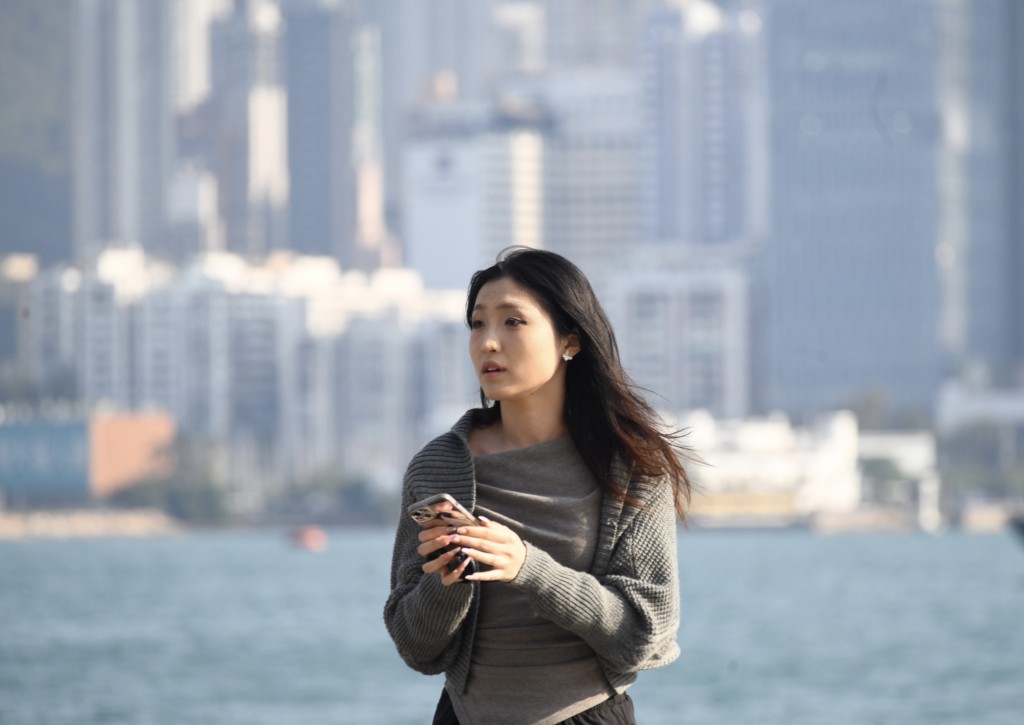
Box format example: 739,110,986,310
1,0,1022,508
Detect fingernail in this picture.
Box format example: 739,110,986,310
478,516,490,523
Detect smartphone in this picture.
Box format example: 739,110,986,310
407,493,480,527
406,493,487,580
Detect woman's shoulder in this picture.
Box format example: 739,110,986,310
615,460,676,515
404,409,479,484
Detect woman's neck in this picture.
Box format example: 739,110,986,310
492,399,567,451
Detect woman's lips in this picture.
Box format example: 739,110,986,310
481,361,505,378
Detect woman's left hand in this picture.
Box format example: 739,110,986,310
450,516,526,582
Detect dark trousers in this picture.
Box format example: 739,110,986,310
432,689,636,725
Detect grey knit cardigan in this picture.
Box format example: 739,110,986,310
383,410,681,694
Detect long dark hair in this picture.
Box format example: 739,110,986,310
466,247,692,520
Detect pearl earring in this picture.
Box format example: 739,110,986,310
562,352,573,362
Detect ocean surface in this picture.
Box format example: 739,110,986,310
1,528,1022,725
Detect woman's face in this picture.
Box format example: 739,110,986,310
469,277,578,407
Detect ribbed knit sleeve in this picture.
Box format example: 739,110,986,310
383,420,480,678
507,479,681,679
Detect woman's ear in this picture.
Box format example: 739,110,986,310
566,331,581,358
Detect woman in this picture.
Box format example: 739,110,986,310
384,248,691,725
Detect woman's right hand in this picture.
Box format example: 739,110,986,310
417,525,472,586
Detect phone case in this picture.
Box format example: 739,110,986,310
406,493,479,526
406,493,488,580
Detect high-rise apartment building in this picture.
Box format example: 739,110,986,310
26,248,471,493
27,267,81,399
606,246,750,419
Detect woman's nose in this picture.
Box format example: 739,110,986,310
481,334,498,352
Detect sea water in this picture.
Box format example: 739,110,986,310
1,529,1021,724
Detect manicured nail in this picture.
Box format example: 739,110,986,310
478,516,490,523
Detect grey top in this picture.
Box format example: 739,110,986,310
384,409,681,698
447,437,613,725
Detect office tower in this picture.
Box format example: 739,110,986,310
939,0,1024,386
540,0,663,69
72,0,176,264
403,103,487,289
207,0,288,259
492,1,545,74
357,0,506,243
642,0,767,246
0,0,73,267
755,0,946,421
164,163,224,257
524,70,642,278
172,0,233,114
1013,1,1024,379
284,1,357,264
404,101,544,289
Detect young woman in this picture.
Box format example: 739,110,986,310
385,248,691,725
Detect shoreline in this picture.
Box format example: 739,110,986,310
0,508,181,540
0,508,1014,540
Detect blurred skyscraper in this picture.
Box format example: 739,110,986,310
0,0,73,267
205,0,289,259
941,0,1024,388
357,0,505,247
532,69,644,272
7,0,1024,458
540,0,662,69
72,0,176,265
283,0,357,264
404,99,544,288
1014,2,1024,379
642,0,767,246
607,246,751,418
754,0,947,422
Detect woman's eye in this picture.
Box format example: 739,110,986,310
470,319,484,329
505,318,524,327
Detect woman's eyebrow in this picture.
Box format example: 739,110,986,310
473,302,525,312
